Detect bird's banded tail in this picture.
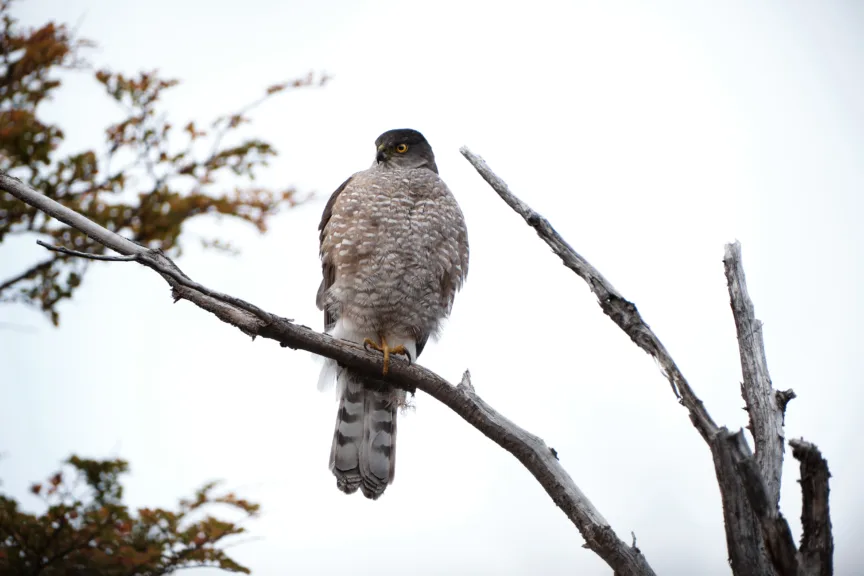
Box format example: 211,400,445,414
329,370,401,499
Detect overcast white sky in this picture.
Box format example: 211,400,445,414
2,1,863,574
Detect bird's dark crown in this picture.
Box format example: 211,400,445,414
375,128,429,148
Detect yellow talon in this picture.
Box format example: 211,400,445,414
363,335,409,375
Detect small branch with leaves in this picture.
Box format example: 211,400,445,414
0,3,324,324
0,455,260,574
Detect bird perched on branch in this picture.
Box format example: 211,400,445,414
316,128,469,499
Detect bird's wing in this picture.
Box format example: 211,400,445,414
317,175,354,332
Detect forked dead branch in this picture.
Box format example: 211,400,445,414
1,147,832,575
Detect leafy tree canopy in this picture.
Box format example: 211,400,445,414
0,3,325,573
0,0,327,324
1,455,260,575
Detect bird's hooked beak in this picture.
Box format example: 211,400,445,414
376,145,388,164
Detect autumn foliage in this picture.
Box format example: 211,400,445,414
0,0,327,324
0,2,327,572
0,456,260,574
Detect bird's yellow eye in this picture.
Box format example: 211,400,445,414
395,143,408,153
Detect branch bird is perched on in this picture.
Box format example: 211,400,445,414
316,129,469,499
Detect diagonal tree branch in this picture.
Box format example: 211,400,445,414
724,242,788,508
0,171,656,576
459,147,718,443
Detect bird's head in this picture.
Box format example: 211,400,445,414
373,128,438,173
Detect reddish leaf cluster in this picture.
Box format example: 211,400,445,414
0,456,260,575
0,0,328,324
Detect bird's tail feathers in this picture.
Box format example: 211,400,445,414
329,369,403,499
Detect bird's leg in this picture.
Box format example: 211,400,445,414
362,335,409,375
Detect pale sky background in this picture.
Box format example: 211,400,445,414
2,1,862,574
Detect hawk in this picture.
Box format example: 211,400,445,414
316,128,469,499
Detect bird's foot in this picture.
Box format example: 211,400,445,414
363,335,409,375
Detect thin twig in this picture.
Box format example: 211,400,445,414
36,240,137,261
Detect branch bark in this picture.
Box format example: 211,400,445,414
790,439,833,576
707,427,778,575
725,430,797,576
724,242,787,508
0,171,656,575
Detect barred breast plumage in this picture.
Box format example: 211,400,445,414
316,129,468,499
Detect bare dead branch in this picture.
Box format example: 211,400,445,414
726,431,799,576
36,240,137,261
724,241,788,508
0,171,656,576
708,428,778,576
790,438,833,576
458,148,838,576
459,147,718,444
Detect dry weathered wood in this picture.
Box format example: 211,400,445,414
724,242,788,508
726,431,797,576
0,171,656,576
709,428,779,576
790,439,833,576
721,434,834,576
